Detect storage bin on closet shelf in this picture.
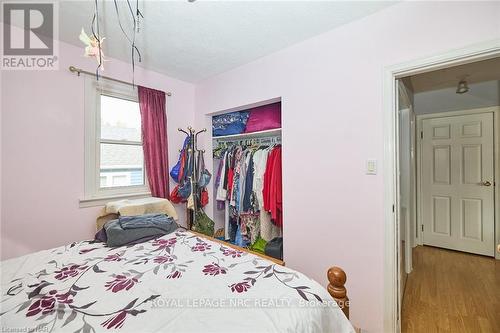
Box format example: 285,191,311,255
212,102,281,137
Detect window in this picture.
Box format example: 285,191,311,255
83,78,149,205
99,95,144,188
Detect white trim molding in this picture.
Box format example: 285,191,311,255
79,192,151,208
383,39,500,333
82,76,150,206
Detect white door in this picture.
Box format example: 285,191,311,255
400,107,414,275
399,108,412,302
421,112,495,256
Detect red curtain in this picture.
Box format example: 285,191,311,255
138,86,169,199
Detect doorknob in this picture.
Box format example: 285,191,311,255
481,181,492,186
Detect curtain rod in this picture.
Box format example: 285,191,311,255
68,66,172,96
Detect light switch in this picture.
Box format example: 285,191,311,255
366,159,377,175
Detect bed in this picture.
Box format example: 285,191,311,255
1,230,354,332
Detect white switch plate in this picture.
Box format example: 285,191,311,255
366,159,377,175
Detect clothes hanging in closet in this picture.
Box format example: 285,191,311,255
263,145,282,227
214,143,282,246
252,148,280,241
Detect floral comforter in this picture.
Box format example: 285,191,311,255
0,231,354,333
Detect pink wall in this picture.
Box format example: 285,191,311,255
194,2,500,332
1,37,195,260
2,2,500,331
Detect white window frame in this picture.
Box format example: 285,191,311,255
81,77,150,207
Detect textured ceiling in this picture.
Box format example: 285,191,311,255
410,57,500,93
58,0,396,82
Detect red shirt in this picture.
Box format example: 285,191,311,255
263,146,282,227
227,168,234,199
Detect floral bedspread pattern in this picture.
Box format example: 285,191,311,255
1,231,354,333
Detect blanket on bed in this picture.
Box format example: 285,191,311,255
0,231,354,333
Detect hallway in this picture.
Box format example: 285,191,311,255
402,246,500,332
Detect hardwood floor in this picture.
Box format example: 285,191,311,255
402,245,500,333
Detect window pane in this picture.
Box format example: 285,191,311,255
101,95,141,142
100,176,107,187
100,143,144,188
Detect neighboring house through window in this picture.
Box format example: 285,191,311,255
82,77,149,206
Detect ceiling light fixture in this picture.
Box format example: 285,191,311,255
456,80,469,94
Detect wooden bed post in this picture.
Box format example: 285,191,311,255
327,266,349,319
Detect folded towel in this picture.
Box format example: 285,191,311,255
119,213,175,233
103,213,178,247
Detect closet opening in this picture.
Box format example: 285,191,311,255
210,99,283,261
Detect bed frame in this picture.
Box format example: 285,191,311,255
327,266,349,319
190,231,350,319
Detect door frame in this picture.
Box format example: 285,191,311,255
383,39,500,333
416,107,500,253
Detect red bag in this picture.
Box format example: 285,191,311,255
170,185,183,204
200,189,209,207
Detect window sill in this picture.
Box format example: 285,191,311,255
79,192,151,208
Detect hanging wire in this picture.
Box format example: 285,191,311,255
128,0,137,86
91,0,103,79
126,0,140,86
136,0,144,33
112,0,143,87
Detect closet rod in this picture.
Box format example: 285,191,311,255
68,66,172,96
215,135,281,143
215,136,281,146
